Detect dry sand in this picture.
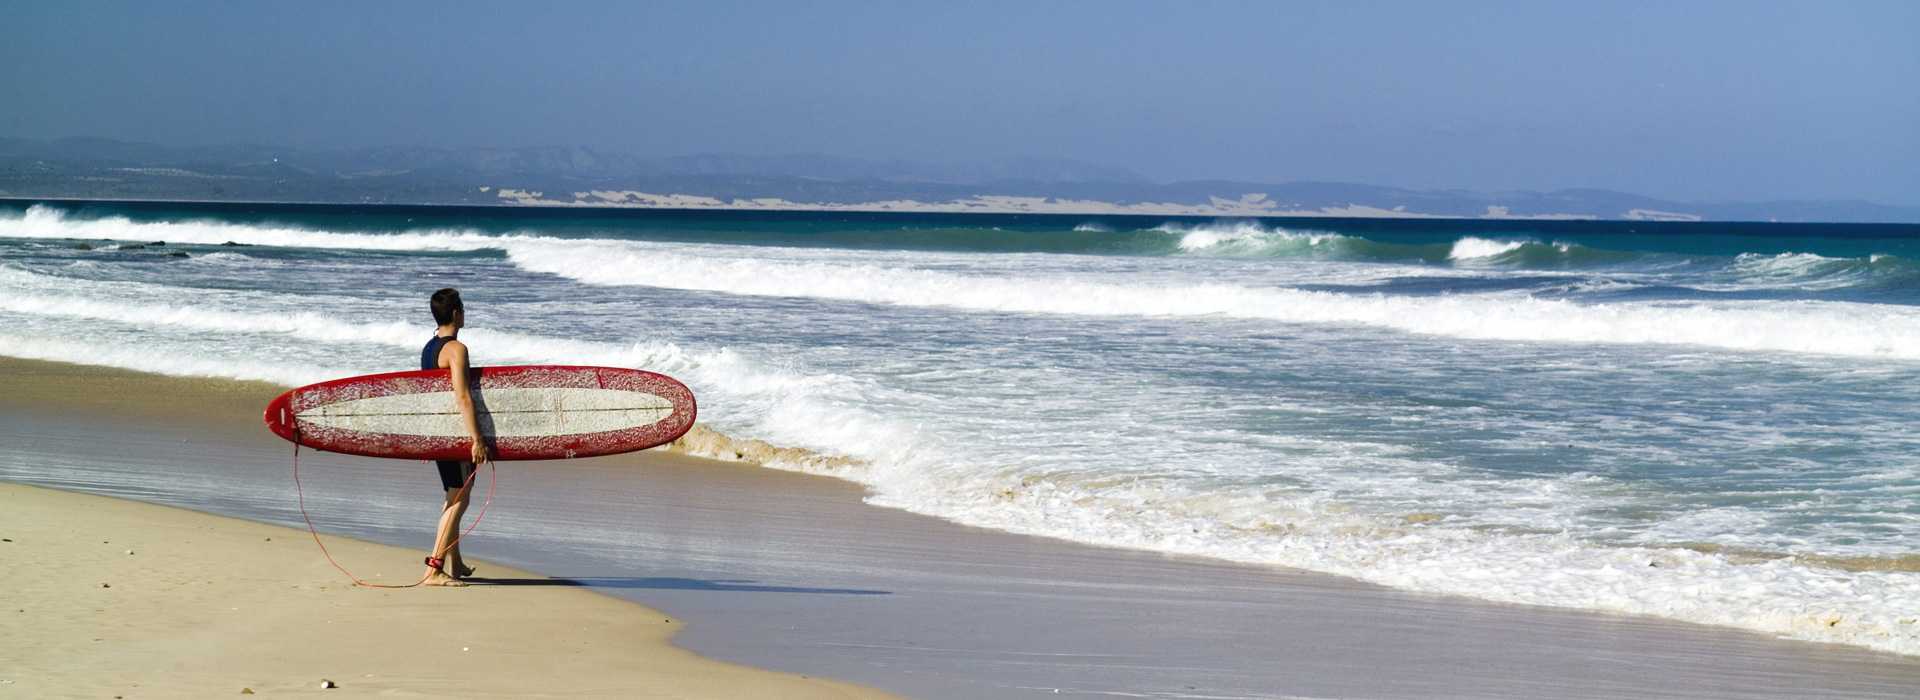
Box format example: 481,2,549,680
0,430,889,699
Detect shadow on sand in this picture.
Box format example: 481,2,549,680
463,576,891,596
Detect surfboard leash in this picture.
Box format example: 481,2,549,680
290,425,497,588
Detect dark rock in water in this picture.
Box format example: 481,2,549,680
122,244,147,250
167,251,190,258
221,241,250,247
151,241,166,246
72,243,93,250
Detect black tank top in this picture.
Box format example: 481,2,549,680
422,335,453,371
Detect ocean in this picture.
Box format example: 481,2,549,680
2,200,1916,656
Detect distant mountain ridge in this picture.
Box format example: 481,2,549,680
0,137,1143,184
2,137,1914,223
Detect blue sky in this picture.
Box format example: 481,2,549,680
4,1,1915,204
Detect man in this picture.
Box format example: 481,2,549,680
421,287,487,586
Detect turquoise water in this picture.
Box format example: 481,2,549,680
3,200,1917,654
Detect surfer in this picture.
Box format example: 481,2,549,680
422,287,488,586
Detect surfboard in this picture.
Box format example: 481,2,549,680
263,365,697,461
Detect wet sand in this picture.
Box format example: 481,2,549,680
4,356,1920,698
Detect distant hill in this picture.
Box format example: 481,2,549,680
2,137,1915,223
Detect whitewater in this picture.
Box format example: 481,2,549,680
3,202,1918,655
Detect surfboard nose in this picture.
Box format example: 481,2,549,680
263,389,299,443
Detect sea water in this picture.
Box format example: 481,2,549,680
2,201,1916,655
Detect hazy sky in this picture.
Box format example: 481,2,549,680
4,1,1916,204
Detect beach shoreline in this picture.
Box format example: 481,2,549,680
0,482,889,699
0,357,890,698
5,355,1920,698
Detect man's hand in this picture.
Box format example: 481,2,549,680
470,439,490,465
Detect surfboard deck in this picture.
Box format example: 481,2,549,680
263,365,696,461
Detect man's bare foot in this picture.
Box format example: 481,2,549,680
423,570,468,587
454,562,476,579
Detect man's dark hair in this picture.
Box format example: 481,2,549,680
430,288,463,325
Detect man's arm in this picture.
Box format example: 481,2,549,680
445,341,489,464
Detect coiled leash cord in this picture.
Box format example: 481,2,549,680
290,426,496,588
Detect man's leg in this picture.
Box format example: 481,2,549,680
446,488,474,577
424,481,472,586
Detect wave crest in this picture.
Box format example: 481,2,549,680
506,243,1920,360
10,206,1920,360
1723,251,1920,291
0,204,509,251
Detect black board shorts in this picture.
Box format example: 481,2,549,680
436,460,475,490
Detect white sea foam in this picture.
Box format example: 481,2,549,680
1448,236,1529,260
0,205,507,251
847,466,1920,656
10,207,1918,360
3,261,1916,656
507,243,1920,360
1155,221,1347,254
1718,251,1860,290
0,288,843,402
0,264,897,469
188,251,263,265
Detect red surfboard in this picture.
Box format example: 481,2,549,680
263,365,696,461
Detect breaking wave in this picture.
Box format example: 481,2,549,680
7,206,1920,359
505,243,1920,360
1448,236,1530,260
3,258,1918,655
1718,251,1920,292
7,204,1914,290
0,204,503,251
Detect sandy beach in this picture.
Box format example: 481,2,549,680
0,479,890,698
5,356,1920,699
0,358,888,698
0,486,886,698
